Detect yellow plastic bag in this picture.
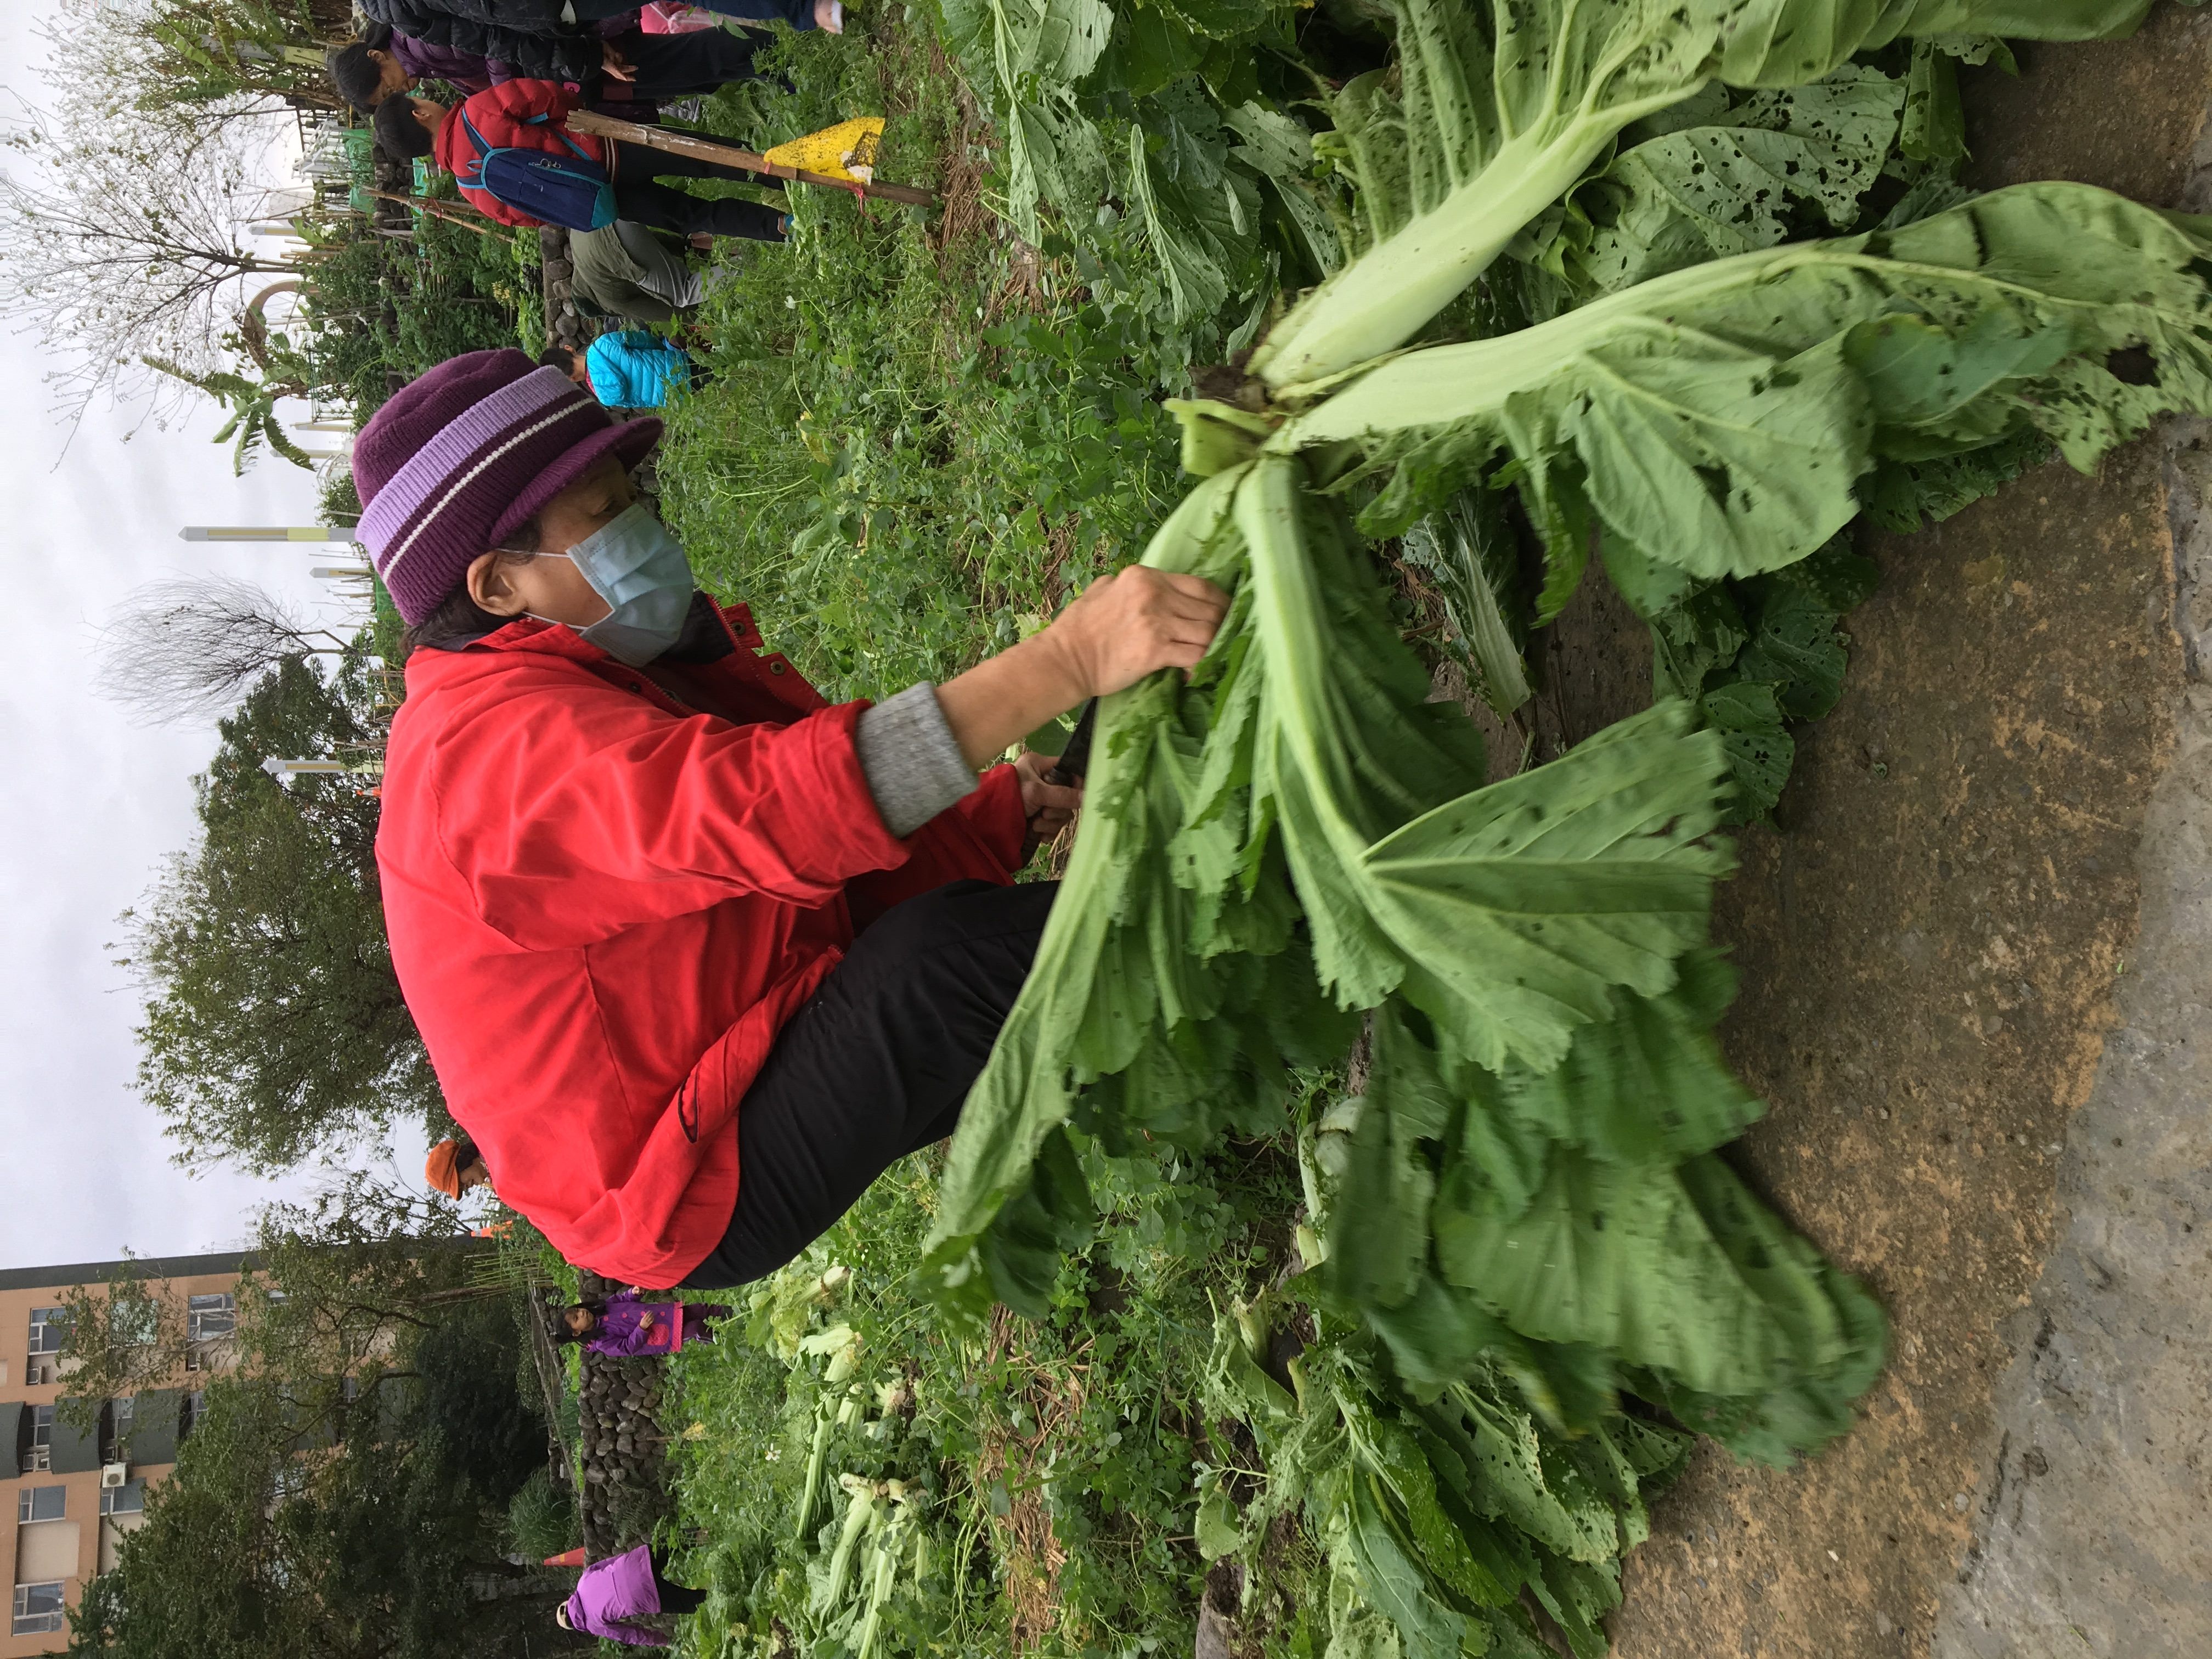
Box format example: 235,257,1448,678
762,117,885,184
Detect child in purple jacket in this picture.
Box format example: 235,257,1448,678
557,1289,731,1358
554,1544,704,1646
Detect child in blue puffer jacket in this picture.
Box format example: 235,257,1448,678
541,332,703,410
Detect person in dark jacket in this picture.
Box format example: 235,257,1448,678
329,16,772,112
329,23,494,99
354,0,839,81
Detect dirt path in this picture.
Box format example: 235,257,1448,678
1511,10,2212,1655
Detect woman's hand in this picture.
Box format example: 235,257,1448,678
601,42,637,80
1039,568,1229,699
1013,749,1082,843
933,565,1229,771
636,1311,655,1329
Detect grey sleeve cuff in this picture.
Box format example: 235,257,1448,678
855,683,978,837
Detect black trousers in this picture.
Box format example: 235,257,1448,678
577,0,814,27
680,880,1058,1289
611,133,786,242
650,1556,704,1616
617,27,765,100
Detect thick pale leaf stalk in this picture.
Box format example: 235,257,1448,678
1266,183,2212,595
1251,120,1657,394
1251,0,2180,392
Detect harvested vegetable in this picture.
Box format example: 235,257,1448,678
911,9,2212,1654
1201,1290,1690,1659
1254,0,2181,390
926,450,1883,1457
1273,184,2212,608
933,178,2212,1461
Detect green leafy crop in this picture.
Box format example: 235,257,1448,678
1254,0,2179,390
923,448,1883,1464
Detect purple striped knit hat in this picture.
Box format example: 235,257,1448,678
354,349,662,624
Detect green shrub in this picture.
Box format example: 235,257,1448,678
506,1467,580,1561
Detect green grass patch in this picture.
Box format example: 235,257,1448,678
656,18,1202,701
664,1118,1328,1656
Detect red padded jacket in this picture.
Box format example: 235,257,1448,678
376,602,1026,1285
433,78,610,228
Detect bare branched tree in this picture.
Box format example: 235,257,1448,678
96,573,354,725
0,112,300,428
41,0,352,135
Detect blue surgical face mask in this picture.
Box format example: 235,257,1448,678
548,504,695,667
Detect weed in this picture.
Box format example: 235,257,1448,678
656,21,1219,702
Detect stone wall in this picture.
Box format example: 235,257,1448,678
539,226,588,355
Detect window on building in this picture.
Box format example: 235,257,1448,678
186,1293,235,1343
102,1395,136,1463
16,1486,65,1524
26,1403,54,1471
12,1583,65,1637
26,1305,65,1355
107,1296,159,1348
99,1480,145,1517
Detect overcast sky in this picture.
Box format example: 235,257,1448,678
0,14,426,1268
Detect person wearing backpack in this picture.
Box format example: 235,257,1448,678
375,83,788,242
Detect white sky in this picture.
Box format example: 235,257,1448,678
0,14,428,1268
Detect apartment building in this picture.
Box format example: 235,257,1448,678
1,1251,251,1657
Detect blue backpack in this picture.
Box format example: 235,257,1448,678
457,110,617,231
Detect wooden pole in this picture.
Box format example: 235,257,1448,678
565,110,938,209
360,186,514,240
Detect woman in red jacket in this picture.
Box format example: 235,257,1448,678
356,351,1224,1288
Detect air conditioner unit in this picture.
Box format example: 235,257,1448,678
100,1464,129,1489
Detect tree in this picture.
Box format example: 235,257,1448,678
246,1174,490,1418
96,575,355,726
0,112,302,427
50,1260,183,1432
66,1354,589,1659
147,362,317,476
121,654,439,1174
55,1210,584,1659
59,1176,492,1435
42,0,356,129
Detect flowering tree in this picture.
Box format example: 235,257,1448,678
0,113,300,428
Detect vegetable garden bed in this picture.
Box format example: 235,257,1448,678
644,5,2212,1656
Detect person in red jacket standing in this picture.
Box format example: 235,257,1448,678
374,80,788,242
354,350,1226,1289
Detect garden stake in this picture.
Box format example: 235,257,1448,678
565,111,938,210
